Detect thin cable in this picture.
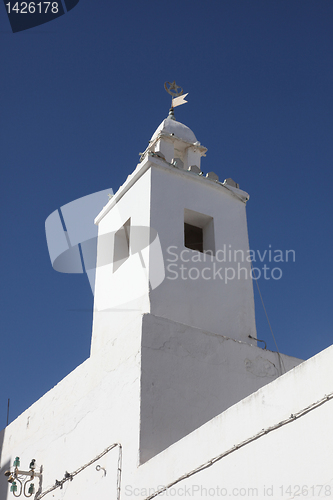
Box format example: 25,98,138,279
117,445,123,500
35,443,122,500
251,262,286,374
144,391,333,500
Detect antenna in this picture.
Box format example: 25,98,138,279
7,398,10,426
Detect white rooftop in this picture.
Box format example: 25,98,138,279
150,116,197,144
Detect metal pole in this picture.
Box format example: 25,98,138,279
6,398,10,426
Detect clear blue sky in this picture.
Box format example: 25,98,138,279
1,0,332,428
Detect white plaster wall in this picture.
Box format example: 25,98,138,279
148,164,256,343
0,313,144,500
92,157,256,353
129,343,333,500
154,138,174,163
0,309,305,500
1,319,327,500
139,313,302,463
184,147,201,170
90,167,152,358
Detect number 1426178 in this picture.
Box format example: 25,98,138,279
6,2,59,14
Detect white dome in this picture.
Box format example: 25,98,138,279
150,117,197,144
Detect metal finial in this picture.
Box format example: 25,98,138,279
164,81,184,121
168,107,175,120
164,81,184,99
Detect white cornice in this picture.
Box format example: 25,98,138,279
94,157,249,225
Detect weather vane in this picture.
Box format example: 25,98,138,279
164,81,188,119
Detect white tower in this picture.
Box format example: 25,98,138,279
0,105,305,500
92,115,255,345
91,112,301,463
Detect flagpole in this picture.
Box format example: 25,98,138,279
164,81,187,120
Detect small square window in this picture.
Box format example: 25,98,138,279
113,218,130,272
184,209,215,255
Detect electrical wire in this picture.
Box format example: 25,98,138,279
32,393,333,500
143,391,333,500
251,262,286,374
117,443,122,500
35,443,122,500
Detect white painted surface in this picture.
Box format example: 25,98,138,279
151,118,197,144
1,330,329,500
139,313,302,462
0,116,317,500
0,346,141,500
93,144,256,348
148,163,256,343
148,118,207,170
90,166,152,358
131,344,333,500
154,137,174,163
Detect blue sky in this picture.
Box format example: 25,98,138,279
1,0,333,428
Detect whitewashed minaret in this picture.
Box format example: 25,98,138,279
0,89,304,500
0,86,316,500
90,87,301,463
91,111,256,348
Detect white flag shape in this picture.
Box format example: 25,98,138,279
172,93,188,108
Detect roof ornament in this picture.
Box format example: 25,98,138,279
164,81,188,120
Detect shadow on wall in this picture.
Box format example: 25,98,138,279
0,427,11,499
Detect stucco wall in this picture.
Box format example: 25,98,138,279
132,343,333,500
140,313,302,463
91,166,152,358
1,312,328,500
149,164,256,343
0,313,143,500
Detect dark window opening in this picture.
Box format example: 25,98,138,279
184,209,215,255
184,223,203,253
